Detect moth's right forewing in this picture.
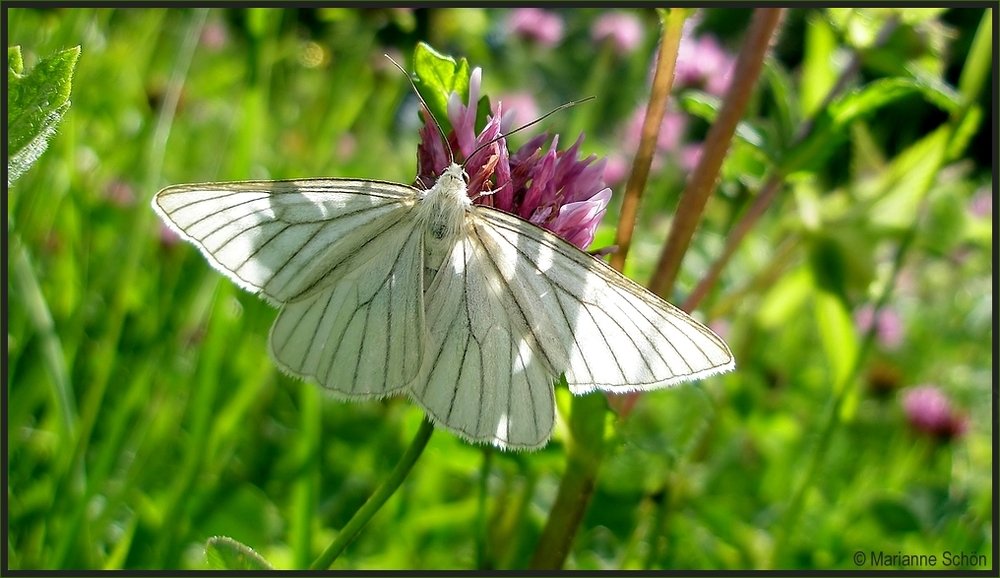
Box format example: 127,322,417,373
472,207,735,393
152,179,420,303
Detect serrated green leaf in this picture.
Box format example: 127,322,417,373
9,46,24,76
412,42,470,135
7,45,80,186
205,536,275,570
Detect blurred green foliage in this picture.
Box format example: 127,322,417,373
6,7,993,570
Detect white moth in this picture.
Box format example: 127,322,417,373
153,163,734,450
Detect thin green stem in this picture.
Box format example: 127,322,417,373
10,236,76,437
475,448,494,569
155,285,229,565
292,382,322,568
528,391,607,569
309,416,435,570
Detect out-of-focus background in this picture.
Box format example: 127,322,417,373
6,7,993,570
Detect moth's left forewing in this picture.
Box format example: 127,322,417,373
471,207,735,394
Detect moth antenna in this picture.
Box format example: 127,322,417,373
470,180,515,203
385,54,455,165
465,96,595,164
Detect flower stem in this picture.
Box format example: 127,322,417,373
309,416,435,570
684,15,900,313
649,8,784,298
610,7,686,274
528,392,607,569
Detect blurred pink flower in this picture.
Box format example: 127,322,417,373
901,385,968,440
417,68,611,251
200,20,228,50
705,59,735,95
592,11,644,55
336,133,356,160
104,179,136,207
602,153,630,187
854,304,904,350
679,144,703,172
506,8,564,47
607,391,642,420
493,91,539,128
676,34,735,96
159,222,180,246
709,319,730,340
968,189,992,218
624,106,687,152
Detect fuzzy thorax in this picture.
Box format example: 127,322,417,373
417,163,472,245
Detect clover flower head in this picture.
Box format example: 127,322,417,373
625,105,687,153
506,8,565,47
854,304,904,350
676,34,735,95
968,189,992,218
901,385,968,440
417,68,611,251
200,20,228,51
104,179,136,207
592,11,644,56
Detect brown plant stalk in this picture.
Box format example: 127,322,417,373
649,8,785,306
683,14,900,313
610,8,686,274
